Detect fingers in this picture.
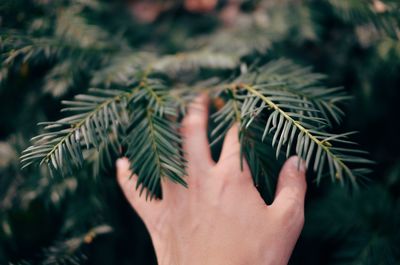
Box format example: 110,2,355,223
217,123,252,178
181,94,215,173
218,124,241,165
116,158,160,215
272,156,307,211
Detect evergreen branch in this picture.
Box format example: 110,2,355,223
240,120,283,203
210,87,283,201
90,53,152,87
126,80,187,199
0,28,113,69
91,50,236,88
55,6,116,50
43,59,87,97
210,88,242,145
20,87,131,175
246,59,348,125
21,73,187,198
329,0,400,39
92,130,122,176
41,225,112,265
0,29,114,91
189,21,272,57
242,83,371,187
3,0,388,262
1,33,61,69
208,60,371,188
152,50,237,78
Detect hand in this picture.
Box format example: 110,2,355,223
116,94,307,265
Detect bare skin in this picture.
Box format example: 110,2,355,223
116,94,307,265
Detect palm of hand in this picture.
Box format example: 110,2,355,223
117,95,306,265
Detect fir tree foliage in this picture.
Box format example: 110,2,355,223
329,0,400,39
19,58,372,196
8,1,377,198
2,0,400,264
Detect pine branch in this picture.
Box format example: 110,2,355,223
91,53,152,87
329,0,400,39
189,21,272,57
210,60,371,189
211,84,294,197
152,50,237,78
92,130,122,177
125,79,187,199
210,87,242,145
41,225,112,265
21,57,372,197
1,3,126,89
91,50,236,88
240,120,283,202
0,30,111,91
242,83,371,187
20,87,131,176
43,59,88,97
21,74,187,199
243,59,349,125
55,6,115,50
3,0,389,263
1,32,61,71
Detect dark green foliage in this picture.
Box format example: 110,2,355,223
1,0,400,264
20,88,128,172
19,56,372,196
329,0,400,39
210,59,372,190
304,182,400,265
126,79,187,198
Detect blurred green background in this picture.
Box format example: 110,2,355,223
1,0,400,264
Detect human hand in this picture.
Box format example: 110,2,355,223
116,94,307,265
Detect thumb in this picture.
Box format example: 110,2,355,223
272,156,307,210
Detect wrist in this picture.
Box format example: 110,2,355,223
152,235,277,265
